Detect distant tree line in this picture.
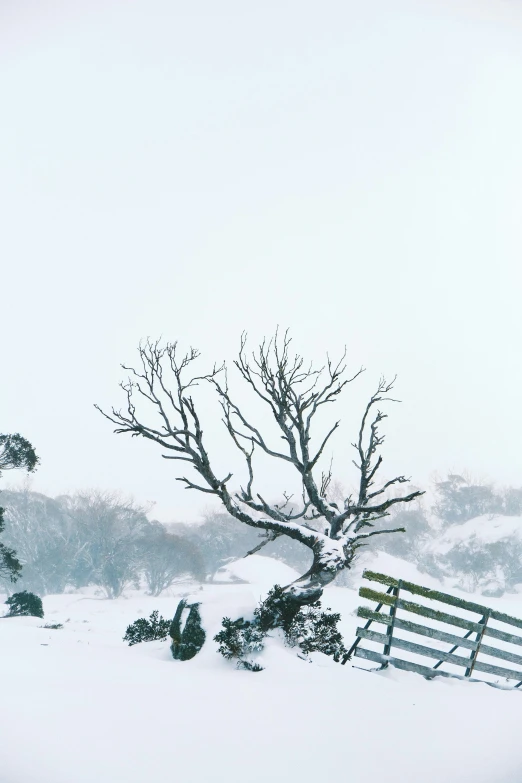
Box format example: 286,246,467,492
376,474,522,595
0,489,204,597
2,472,522,599
0,488,314,597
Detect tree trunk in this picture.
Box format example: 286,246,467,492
282,536,346,606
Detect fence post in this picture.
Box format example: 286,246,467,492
381,579,402,669
342,584,395,665
465,609,490,678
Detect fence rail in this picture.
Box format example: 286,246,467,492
345,570,522,689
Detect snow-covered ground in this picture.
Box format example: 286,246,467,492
436,514,522,550
1,554,521,783
425,514,522,595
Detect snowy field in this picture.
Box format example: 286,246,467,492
1,554,521,783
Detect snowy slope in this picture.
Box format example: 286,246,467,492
435,514,522,551
213,553,301,587
1,555,521,783
425,514,522,594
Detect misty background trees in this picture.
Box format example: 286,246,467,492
0,489,203,597
141,522,204,596
2,472,522,599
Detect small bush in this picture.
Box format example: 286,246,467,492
214,617,265,670
254,584,301,633
41,623,63,630
285,602,347,661
170,600,206,661
123,610,170,646
5,590,44,618
214,585,347,669
238,659,264,672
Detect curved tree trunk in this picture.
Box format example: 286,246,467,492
282,536,347,606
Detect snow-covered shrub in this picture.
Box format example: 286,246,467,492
5,590,43,618
252,584,300,633
169,600,206,660
214,617,266,670
214,585,347,669
214,617,248,658
123,610,170,646
256,586,347,660
284,603,347,661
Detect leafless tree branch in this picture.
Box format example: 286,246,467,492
96,332,424,605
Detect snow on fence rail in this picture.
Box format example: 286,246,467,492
343,570,522,689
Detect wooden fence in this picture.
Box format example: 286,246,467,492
344,570,522,689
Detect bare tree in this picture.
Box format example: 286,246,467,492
0,488,82,595
142,525,204,596
96,331,423,608
60,491,151,598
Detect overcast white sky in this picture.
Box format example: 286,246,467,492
1,0,522,522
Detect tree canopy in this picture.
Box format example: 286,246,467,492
0,431,39,582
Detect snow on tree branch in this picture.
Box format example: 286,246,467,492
96,331,424,605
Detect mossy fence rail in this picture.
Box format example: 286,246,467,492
344,570,522,689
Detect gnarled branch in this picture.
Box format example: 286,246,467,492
96,332,424,605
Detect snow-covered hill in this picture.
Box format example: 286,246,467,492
1,555,521,783
425,514,522,595
436,514,522,549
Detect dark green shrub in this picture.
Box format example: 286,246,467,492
284,602,347,661
214,585,347,669
170,600,206,661
215,617,250,659
238,659,264,672
123,610,170,646
253,584,301,632
214,617,265,669
5,590,44,618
